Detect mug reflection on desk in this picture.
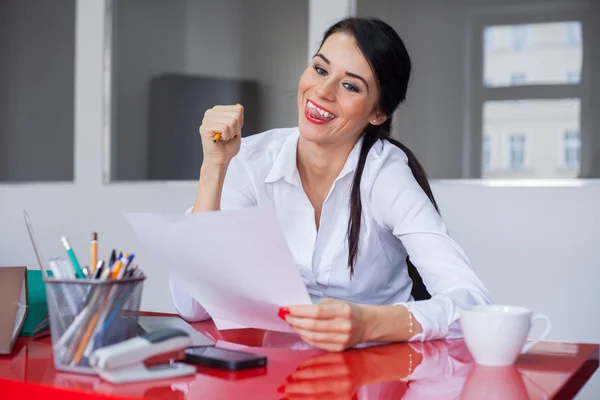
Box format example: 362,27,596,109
460,364,529,400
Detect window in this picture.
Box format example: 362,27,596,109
512,25,527,50
565,22,582,45
0,0,76,182
482,135,492,172
566,71,580,83
563,130,581,169
108,1,308,181
484,28,494,51
508,134,526,170
510,72,527,85
484,22,582,87
478,20,585,179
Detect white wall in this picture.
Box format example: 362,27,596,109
0,0,598,397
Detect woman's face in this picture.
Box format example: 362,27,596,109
297,32,383,146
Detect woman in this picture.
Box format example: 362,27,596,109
170,17,491,351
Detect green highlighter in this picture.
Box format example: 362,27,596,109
20,270,50,337
60,236,85,279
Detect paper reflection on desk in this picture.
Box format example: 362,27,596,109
274,336,540,400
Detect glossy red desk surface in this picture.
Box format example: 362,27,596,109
0,313,597,400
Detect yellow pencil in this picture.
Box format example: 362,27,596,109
71,312,102,365
90,232,98,275
212,132,222,143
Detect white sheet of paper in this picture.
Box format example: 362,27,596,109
125,206,312,332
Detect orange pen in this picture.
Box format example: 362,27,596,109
109,253,127,280
212,132,222,143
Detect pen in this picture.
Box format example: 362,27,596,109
92,260,105,279
90,233,98,275
80,260,107,310
212,132,222,143
61,265,112,363
109,254,126,280
109,249,116,267
61,236,85,278
119,254,135,279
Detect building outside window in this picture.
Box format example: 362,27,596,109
482,135,492,171
565,21,582,45
508,134,526,170
510,72,527,85
480,20,583,179
512,25,527,50
563,130,581,169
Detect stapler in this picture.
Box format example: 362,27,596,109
89,328,197,384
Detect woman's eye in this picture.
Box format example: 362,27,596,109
343,83,359,92
313,66,327,76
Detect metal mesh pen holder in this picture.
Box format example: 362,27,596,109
44,276,145,374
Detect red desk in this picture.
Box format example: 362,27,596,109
0,314,597,399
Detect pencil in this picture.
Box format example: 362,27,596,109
71,305,104,366
68,266,111,365
212,132,222,143
90,233,98,275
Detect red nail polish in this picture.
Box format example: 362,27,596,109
277,385,286,393
278,307,290,320
286,375,293,382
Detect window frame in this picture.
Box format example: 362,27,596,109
464,2,591,179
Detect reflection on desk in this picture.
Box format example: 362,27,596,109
0,316,597,400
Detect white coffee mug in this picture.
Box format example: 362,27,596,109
460,305,551,366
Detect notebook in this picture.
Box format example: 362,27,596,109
0,267,28,355
19,270,49,337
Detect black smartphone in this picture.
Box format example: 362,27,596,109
184,346,267,371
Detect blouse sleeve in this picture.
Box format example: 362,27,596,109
370,150,492,341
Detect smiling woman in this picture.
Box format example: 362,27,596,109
170,17,491,352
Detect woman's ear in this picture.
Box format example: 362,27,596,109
370,112,388,126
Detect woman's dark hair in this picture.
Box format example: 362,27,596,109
320,18,438,298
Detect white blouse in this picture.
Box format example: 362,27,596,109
170,127,491,341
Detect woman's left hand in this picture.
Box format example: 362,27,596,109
280,298,371,352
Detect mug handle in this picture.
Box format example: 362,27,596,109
521,313,552,353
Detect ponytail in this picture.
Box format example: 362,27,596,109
347,119,435,300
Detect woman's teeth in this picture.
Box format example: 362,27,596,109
307,101,335,119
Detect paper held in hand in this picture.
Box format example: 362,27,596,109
125,206,312,332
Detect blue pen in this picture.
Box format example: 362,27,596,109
101,286,134,330
61,236,85,278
